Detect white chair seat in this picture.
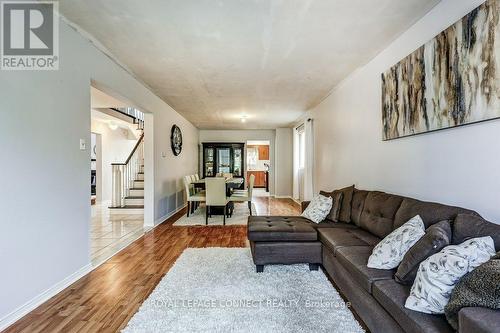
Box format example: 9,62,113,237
228,174,254,215
190,194,206,201
184,175,205,217
230,191,248,197
230,194,250,201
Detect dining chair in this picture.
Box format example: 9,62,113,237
183,175,205,217
205,177,229,225
230,174,255,216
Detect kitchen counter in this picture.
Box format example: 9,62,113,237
247,170,267,188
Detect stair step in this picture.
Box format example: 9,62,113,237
111,205,144,209
132,180,144,189
125,197,144,205
129,189,144,197
109,205,144,215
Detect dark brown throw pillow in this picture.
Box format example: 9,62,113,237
319,190,344,222
453,214,500,250
332,185,355,223
395,220,452,285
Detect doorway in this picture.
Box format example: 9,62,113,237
89,85,152,266
246,140,270,197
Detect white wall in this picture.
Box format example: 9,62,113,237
0,18,198,327
199,130,276,195
91,119,137,202
275,128,293,197
309,0,500,221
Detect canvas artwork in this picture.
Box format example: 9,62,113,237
381,0,500,140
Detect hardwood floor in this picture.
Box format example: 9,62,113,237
4,198,300,333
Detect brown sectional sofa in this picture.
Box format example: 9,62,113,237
247,187,500,333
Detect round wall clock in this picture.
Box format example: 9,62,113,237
170,125,183,156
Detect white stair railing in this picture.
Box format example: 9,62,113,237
111,134,144,208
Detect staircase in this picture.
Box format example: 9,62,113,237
109,133,145,214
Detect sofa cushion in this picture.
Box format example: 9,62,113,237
247,216,317,241
351,189,369,227
349,229,381,246
359,192,404,238
453,214,500,250
395,220,452,285
318,228,380,254
373,279,454,333
393,197,478,230
333,185,355,223
336,246,394,293
458,307,500,333
312,221,358,229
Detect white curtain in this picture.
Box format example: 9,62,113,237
303,119,314,201
292,128,299,200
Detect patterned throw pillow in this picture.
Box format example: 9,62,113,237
367,215,425,269
405,236,496,314
301,194,333,224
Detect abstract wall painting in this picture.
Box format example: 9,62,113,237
381,0,500,140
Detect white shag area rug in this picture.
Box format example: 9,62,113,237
123,248,364,333
173,203,257,226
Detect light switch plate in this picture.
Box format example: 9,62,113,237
80,139,86,150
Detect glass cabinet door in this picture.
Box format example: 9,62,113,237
205,147,214,177
233,148,242,177
217,148,231,174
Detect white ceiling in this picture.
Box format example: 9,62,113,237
61,0,440,129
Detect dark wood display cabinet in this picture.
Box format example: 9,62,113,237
202,142,245,188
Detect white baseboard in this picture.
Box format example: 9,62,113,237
274,195,291,198
0,205,188,331
154,204,187,226
0,264,92,331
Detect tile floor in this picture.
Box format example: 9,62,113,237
90,202,149,265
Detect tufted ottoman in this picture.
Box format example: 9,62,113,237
247,216,322,272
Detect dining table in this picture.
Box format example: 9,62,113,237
192,177,244,217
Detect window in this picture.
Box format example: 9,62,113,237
297,126,305,169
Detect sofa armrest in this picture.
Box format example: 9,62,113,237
459,307,500,333
301,201,310,213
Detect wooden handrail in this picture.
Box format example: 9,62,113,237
111,133,144,166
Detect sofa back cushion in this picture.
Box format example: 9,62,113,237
351,189,369,227
453,214,500,250
393,198,478,230
359,191,404,238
